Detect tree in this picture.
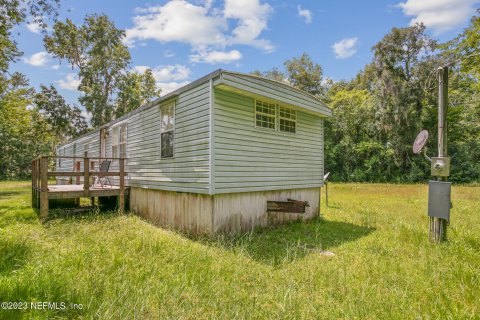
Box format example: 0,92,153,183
371,23,437,171
115,69,160,118
441,11,480,182
251,68,286,83
0,0,59,73
0,74,54,179
45,14,129,127
446,10,480,87
34,84,88,143
284,53,323,96
45,14,159,127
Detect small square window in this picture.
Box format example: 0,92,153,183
279,107,296,133
255,100,276,129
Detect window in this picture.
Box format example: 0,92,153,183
255,99,296,133
255,100,276,129
279,106,296,133
160,103,175,158
84,143,89,156
112,123,127,158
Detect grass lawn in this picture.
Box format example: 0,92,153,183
1,181,479,319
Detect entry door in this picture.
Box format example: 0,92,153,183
100,128,107,159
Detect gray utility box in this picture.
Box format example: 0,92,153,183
428,180,451,221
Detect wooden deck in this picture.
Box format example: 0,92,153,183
32,154,127,218
47,184,121,199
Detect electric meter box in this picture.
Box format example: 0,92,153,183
431,157,450,177
428,180,451,221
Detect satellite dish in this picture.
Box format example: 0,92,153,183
324,172,330,181
413,130,429,154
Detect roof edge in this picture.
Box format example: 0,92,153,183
220,70,332,113
58,69,222,148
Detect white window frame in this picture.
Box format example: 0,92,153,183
160,102,175,159
255,100,276,130
112,122,127,158
254,99,297,134
278,106,297,133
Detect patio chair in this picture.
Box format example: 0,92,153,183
96,160,112,188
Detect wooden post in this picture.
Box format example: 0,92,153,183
36,158,40,209
34,159,37,208
90,160,95,205
40,156,49,218
119,157,125,213
31,160,35,208
84,152,90,198
325,182,329,207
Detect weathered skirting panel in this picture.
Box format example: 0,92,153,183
130,187,213,235
130,187,320,234
213,188,320,233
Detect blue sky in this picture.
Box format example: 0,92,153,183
12,0,480,111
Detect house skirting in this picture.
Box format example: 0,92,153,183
130,187,321,235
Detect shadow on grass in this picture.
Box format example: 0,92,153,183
0,190,23,199
44,206,117,222
201,217,375,266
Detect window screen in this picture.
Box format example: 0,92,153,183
160,103,175,158
279,107,296,133
255,100,296,134
112,123,127,158
255,100,276,129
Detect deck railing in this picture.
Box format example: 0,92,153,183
31,152,127,217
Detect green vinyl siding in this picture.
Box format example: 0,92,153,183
124,81,211,193
57,130,100,173
219,72,331,117
213,88,324,194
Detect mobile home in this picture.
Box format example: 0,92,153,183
56,70,332,234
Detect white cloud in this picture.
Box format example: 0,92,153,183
80,110,92,123
26,21,43,34
134,64,191,82
332,37,358,59
125,0,274,63
297,5,312,24
223,0,274,51
190,49,242,64
23,51,50,67
133,64,192,95
157,81,191,95
397,0,480,33
58,73,80,91
125,0,227,48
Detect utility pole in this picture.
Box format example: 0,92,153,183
428,66,450,243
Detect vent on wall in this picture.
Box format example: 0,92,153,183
267,199,309,213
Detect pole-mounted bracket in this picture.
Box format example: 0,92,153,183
431,157,450,177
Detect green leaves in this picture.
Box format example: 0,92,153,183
44,14,160,127
284,53,323,96
0,75,54,179
34,84,88,143
115,69,161,119
45,14,154,127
